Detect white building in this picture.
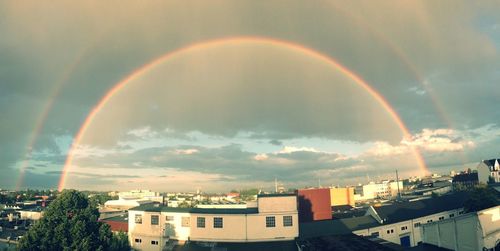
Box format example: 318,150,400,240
477,159,500,184
128,194,298,251
324,192,469,247
104,198,155,211
421,205,500,251
354,181,403,201
119,190,164,203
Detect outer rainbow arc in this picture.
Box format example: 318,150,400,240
57,36,428,191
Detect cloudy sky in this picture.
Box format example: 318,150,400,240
1,1,499,192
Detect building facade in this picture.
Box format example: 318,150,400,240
330,187,355,207
128,194,298,251
421,205,500,251
478,159,500,184
297,188,332,222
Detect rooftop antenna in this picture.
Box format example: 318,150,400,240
274,177,278,193
396,170,401,200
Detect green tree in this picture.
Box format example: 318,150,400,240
463,185,499,213
17,190,130,251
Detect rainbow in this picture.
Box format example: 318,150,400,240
57,36,429,191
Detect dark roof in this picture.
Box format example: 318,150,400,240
101,214,128,222
129,204,259,214
299,215,381,239
257,193,296,198
372,192,469,224
331,205,354,212
297,234,397,251
176,240,296,251
483,159,499,167
452,173,478,182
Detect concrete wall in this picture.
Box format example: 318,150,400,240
257,196,296,213
297,188,332,222
330,188,355,207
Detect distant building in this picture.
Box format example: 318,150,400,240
330,187,355,207
354,181,403,201
104,198,155,211
297,188,332,222
478,159,500,184
128,194,298,250
421,205,500,251
452,172,479,190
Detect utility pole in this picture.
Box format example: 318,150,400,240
396,170,401,200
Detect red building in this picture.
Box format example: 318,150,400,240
100,215,128,232
297,188,332,222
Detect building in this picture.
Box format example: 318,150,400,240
355,192,469,247
301,192,471,248
100,214,129,233
330,187,355,207
354,181,403,201
18,207,43,220
128,194,298,251
452,172,479,190
104,198,155,211
421,205,500,251
297,188,332,222
478,159,500,184
118,190,164,203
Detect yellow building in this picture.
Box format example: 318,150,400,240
330,187,355,207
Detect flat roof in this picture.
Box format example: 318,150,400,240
257,193,296,198
129,204,259,214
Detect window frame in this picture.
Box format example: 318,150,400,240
283,215,293,227
151,215,159,225
266,216,276,228
181,216,190,227
135,214,143,224
213,217,223,228
197,217,205,228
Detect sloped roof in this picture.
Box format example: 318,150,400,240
372,192,469,224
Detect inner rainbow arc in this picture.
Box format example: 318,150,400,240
57,36,429,191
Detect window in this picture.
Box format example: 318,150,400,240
414,222,421,228
135,214,142,224
401,226,408,231
182,217,190,227
151,240,158,245
458,211,464,215
134,238,142,243
386,229,394,234
213,217,223,228
166,215,174,221
151,215,159,225
449,214,455,218
283,216,293,227
197,217,205,228
438,216,444,221
427,219,433,223
266,216,276,228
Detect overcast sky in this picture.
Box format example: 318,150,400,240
1,1,499,192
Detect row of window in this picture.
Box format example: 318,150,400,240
134,239,158,245
135,214,294,228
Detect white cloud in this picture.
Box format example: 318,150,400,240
277,146,322,154
174,148,199,155
127,126,157,139
254,153,269,161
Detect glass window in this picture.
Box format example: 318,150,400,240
213,217,223,228
197,217,205,228
266,216,276,228
151,240,158,245
166,215,174,221
439,216,444,221
134,238,142,243
401,226,407,231
182,217,190,227
427,219,433,223
151,215,159,225
135,214,142,224
414,222,421,228
283,216,293,227
449,214,455,218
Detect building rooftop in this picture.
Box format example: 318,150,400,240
101,214,128,223
371,192,469,224
257,193,296,198
129,204,259,214
452,172,478,182
297,234,397,251
299,215,381,239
